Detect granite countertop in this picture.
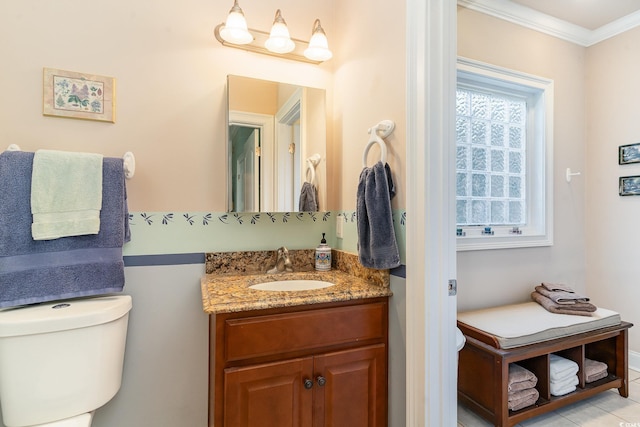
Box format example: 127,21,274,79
201,249,393,314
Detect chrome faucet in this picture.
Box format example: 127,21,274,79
267,246,293,274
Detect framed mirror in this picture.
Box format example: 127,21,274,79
226,76,327,213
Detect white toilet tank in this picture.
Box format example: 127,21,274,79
0,295,132,427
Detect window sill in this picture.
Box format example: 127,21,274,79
456,234,553,251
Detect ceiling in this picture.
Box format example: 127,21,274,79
459,0,640,46
511,0,640,30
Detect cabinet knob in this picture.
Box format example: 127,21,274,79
316,376,326,387
304,379,314,389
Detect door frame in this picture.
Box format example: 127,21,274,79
228,111,275,212
405,0,458,425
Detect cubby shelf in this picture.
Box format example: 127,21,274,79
458,321,632,427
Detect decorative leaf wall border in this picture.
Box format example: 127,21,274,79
128,211,407,228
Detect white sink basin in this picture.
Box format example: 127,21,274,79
249,280,335,292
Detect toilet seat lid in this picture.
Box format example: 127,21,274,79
0,295,131,337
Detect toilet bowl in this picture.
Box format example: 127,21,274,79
0,295,132,427
31,413,93,427
456,327,466,352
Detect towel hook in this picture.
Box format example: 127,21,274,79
362,120,395,168
123,152,135,179
565,168,581,183
305,153,321,184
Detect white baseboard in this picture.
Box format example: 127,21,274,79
629,350,640,372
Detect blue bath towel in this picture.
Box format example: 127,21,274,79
356,161,400,269
0,150,130,308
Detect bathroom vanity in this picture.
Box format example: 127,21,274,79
201,249,392,427
211,298,388,426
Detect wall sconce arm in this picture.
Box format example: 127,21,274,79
214,24,322,64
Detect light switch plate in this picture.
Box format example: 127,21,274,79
448,279,457,296
336,215,344,238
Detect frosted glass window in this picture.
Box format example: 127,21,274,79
457,58,553,251
456,87,526,227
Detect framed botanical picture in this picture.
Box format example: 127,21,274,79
619,175,640,196
618,142,640,164
43,68,116,123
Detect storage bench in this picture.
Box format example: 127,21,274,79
457,302,633,427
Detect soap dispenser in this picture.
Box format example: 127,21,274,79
315,233,332,271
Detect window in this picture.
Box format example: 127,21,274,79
456,58,553,251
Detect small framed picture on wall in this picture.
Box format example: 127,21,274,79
619,142,640,165
619,175,640,196
43,67,116,123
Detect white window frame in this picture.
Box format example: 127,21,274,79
456,57,554,251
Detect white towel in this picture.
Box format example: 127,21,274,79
550,373,579,388
550,375,578,396
31,150,103,240
549,354,579,381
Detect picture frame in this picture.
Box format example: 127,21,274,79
618,142,640,164
43,68,115,123
619,175,640,196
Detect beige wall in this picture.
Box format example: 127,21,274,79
332,0,407,210
456,9,588,310
228,77,278,115
0,0,333,212
585,26,640,352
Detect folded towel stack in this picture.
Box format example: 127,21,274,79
531,282,597,316
549,354,579,396
508,364,539,411
585,358,609,383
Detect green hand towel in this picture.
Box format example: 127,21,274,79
31,149,103,240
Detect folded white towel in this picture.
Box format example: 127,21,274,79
549,354,579,380
550,373,579,388
31,150,103,240
550,375,578,396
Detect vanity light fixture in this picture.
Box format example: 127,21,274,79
265,9,295,54
214,1,332,64
218,0,253,45
304,19,333,62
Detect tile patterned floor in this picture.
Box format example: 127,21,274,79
458,369,640,427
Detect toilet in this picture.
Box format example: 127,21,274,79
456,326,466,352
0,295,132,427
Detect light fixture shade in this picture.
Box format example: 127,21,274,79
304,19,332,62
265,10,295,54
219,0,253,45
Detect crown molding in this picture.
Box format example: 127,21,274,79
458,0,640,47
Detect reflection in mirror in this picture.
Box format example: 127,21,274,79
227,75,326,213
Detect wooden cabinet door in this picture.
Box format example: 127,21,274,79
313,344,387,427
224,357,314,427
